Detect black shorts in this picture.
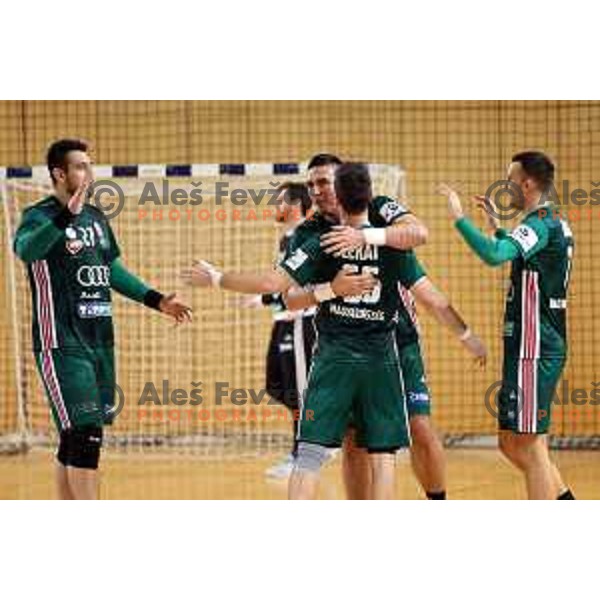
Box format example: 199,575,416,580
265,316,316,410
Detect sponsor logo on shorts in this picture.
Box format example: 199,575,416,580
408,391,430,404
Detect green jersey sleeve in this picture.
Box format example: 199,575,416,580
13,206,70,262
507,217,549,260
278,235,323,287
455,217,520,266
369,195,411,227
388,250,427,289
104,220,121,262
110,258,151,303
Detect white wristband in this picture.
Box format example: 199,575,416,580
363,227,386,246
313,283,336,303
459,327,472,342
213,271,223,288
198,260,223,288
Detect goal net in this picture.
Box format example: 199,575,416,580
0,163,407,456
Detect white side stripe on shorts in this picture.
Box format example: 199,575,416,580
32,260,69,429
518,271,539,433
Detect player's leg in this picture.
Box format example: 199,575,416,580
400,341,446,499
288,342,353,499
498,357,574,499
289,442,336,499
368,451,396,500
355,359,410,500
265,321,297,477
55,463,74,500
293,315,317,454
342,428,372,499
498,432,557,498
66,464,101,500
36,348,105,499
409,415,446,499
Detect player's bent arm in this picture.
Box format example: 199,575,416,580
283,286,319,311
283,266,378,311
411,277,469,337
411,277,487,364
454,217,519,266
13,208,74,262
110,258,160,307
381,213,428,250
320,214,428,256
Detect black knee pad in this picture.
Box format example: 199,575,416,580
57,426,103,470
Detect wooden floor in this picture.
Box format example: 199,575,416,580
1,448,598,499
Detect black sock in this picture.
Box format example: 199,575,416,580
426,490,446,500
291,418,299,458
557,488,575,500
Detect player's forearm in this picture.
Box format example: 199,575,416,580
384,218,429,250
413,280,468,337
455,217,517,266
283,288,318,311
428,302,469,337
221,271,290,295
14,211,72,262
110,259,163,309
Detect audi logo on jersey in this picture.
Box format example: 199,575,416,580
76,265,111,287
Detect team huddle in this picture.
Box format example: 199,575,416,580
14,140,575,500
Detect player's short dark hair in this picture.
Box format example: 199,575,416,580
511,151,555,192
334,162,372,215
279,182,312,216
47,138,89,183
307,153,342,170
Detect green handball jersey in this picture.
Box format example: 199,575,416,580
502,204,574,360
280,216,424,450
14,196,121,352
280,224,426,357
285,195,422,348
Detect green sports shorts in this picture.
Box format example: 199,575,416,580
497,355,565,434
298,340,410,451
396,339,431,417
34,345,116,431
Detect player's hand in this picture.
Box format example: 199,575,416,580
158,293,193,324
436,183,464,220
181,260,223,288
68,176,93,215
331,265,376,298
472,195,501,232
461,331,487,368
321,226,366,256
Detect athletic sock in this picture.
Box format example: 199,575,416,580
426,490,446,500
557,488,575,500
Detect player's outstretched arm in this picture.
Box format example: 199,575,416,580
437,183,519,267
283,266,376,311
410,277,487,367
111,259,192,324
181,260,293,295
320,213,428,257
